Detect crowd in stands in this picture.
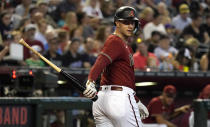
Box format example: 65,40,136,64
0,0,210,73
0,1,210,127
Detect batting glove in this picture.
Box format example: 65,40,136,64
83,80,97,99
137,101,149,119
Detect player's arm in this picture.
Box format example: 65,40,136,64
83,54,111,99
154,114,177,127
88,54,111,81
169,105,191,120
149,99,176,127
83,37,123,99
0,46,9,61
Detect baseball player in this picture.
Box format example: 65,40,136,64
83,6,149,127
143,85,190,127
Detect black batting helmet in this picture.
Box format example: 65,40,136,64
114,6,140,34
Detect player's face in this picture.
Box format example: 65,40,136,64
118,20,135,37
165,96,174,105
163,93,175,105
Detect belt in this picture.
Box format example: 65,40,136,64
99,86,123,91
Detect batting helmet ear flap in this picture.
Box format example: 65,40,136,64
133,19,140,35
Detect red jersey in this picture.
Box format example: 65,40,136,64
143,96,175,123
133,52,158,70
100,34,136,90
23,39,44,60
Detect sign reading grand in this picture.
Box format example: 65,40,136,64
0,105,34,127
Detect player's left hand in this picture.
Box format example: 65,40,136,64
137,101,149,119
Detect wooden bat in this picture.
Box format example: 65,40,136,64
19,39,98,101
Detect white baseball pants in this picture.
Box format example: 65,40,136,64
92,85,143,127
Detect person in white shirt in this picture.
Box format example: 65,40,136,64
143,10,166,40
154,34,178,71
82,0,103,19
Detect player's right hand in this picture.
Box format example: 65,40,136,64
137,101,149,119
83,80,97,99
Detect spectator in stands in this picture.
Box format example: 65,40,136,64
157,2,171,25
22,24,44,60
71,26,85,44
15,0,33,18
30,8,43,24
0,11,13,41
100,0,115,19
62,11,78,37
144,0,172,9
0,45,9,62
133,41,159,71
190,0,203,16
202,0,210,14
95,25,112,52
82,0,103,19
25,45,45,67
143,10,166,40
154,34,178,71
4,4,22,30
200,13,210,39
138,7,154,28
34,19,48,50
76,12,94,39
80,37,97,68
44,37,62,67
44,30,63,54
200,47,210,71
11,30,22,44
51,0,79,23
37,1,58,28
113,0,125,9
16,17,31,32
51,110,65,127
146,31,161,53
56,29,70,54
184,37,200,60
176,30,195,49
172,4,192,35
173,48,193,72
143,85,190,127
165,24,176,47
61,38,84,68
182,13,209,44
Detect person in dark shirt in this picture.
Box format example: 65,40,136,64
80,37,97,68
146,31,161,53
44,37,62,66
182,13,208,43
0,11,13,41
51,0,78,23
61,38,86,68
200,14,210,38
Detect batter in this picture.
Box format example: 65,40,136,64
83,6,149,127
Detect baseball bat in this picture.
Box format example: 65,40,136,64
19,39,98,101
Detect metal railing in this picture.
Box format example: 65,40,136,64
193,99,210,127
0,97,92,127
